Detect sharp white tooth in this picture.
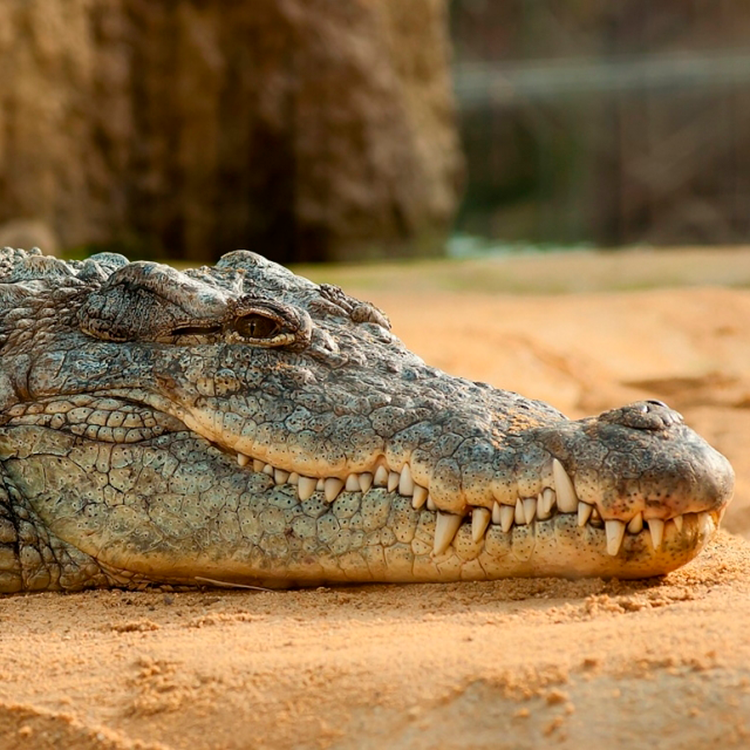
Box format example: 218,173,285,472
374,466,389,486
359,473,373,494
492,501,502,525
316,478,325,491
412,485,428,509
324,478,344,503
543,487,556,514
514,498,526,525
237,454,250,468
605,519,626,556
298,476,317,501
345,474,360,492
398,464,414,496
274,469,289,485
253,459,265,472
387,471,400,493
263,463,275,477
648,519,665,550
536,492,549,520
673,514,684,532
472,507,491,542
500,504,514,533
523,497,537,524
433,512,462,555
288,472,299,485
577,501,593,527
698,511,713,535
552,458,578,512
627,512,643,534
426,496,437,512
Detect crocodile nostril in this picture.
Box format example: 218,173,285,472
599,401,683,430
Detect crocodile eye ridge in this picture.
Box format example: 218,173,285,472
171,324,223,337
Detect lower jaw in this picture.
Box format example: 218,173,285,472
102,505,717,589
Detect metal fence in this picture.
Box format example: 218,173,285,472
450,0,750,246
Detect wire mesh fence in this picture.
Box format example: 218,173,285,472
450,0,750,246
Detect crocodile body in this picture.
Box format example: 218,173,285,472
0,248,734,592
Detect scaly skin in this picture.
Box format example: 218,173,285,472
0,248,734,592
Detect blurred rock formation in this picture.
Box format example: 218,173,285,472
0,1,463,262
0,219,59,256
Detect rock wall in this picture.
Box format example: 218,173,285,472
0,0,463,262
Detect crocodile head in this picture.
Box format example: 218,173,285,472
0,248,734,591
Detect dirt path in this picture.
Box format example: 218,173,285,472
1,251,749,749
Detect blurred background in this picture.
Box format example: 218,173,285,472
451,0,750,252
1,0,749,263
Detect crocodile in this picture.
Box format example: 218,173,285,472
0,247,734,592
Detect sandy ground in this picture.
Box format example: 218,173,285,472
1,249,750,749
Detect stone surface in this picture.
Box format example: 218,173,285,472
0,0,463,262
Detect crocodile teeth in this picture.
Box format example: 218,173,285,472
298,476,317,501
374,466,389,487
426,496,437,512
253,459,265,473
237,454,250,468
345,474,360,492
359,473,373,494
540,487,556,516
387,471,400,493
500,504,514,533
316,478,325,491
648,519,665,550
274,469,289,485
627,512,643,534
605,519,626,556
433,512,463,555
673,514,684,532
472,507,491,542
324,478,344,503
514,498,526,525
491,501,502,525
412,485,429,509
523,497,537,524
398,465,413,496
536,492,550,520
288,472,299,485
577,501,593,527
263,463,275,477
552,458,578,512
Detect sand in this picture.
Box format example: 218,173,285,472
1,250,749,749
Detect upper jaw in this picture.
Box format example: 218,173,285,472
12,358,737,530
132,388,736,534
189,398,735,560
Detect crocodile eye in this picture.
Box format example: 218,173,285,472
234,313,281,340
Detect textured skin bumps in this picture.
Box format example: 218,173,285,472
0,248,735,591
